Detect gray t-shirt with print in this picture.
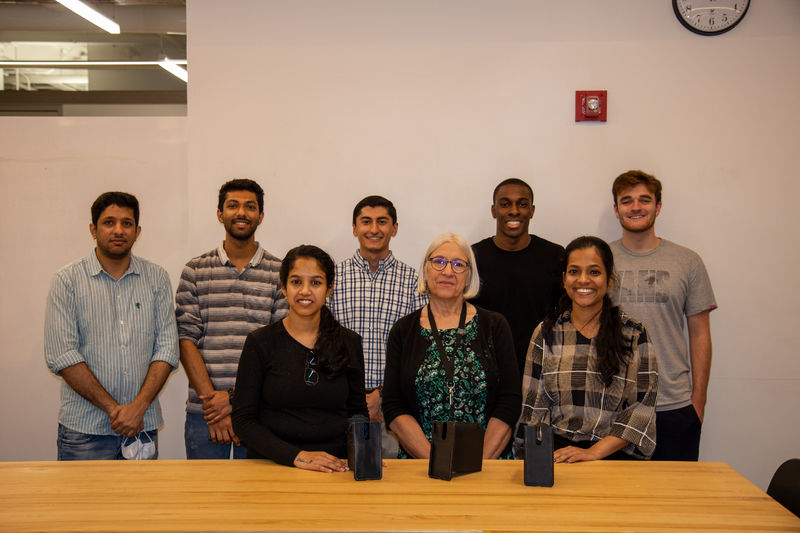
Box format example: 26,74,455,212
610,239,716,411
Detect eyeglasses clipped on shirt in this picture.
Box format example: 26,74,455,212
304,350,319,386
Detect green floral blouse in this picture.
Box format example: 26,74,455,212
399,315,512,458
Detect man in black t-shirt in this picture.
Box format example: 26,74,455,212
470,178,564,374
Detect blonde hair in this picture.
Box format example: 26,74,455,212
417,232,480,299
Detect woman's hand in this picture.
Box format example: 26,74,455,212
552,446,601,463
553,436,628,463
482,418,512,459
389,414,432,459
293,451,349,473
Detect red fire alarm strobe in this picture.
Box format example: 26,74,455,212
575,90,607,122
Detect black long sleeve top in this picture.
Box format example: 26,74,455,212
232,320,368,466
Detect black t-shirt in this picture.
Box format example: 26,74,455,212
470,235,565,373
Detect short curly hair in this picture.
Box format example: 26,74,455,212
612,170,662,205
218,179,264,213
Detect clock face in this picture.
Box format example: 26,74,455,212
673,0,750,36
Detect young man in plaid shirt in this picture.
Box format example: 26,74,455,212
327,196,427,455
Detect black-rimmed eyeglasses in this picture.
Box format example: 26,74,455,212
304,350,319,386
428,256,469,274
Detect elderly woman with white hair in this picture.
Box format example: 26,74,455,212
382,232,521,459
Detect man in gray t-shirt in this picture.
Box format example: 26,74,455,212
609,170,717,461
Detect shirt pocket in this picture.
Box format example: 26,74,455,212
126,283,157,344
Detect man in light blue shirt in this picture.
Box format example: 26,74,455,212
45,192,179,460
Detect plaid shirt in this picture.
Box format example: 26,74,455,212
519,309,658,458
328,250,427,388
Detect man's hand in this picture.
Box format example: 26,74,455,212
687,311,711,425
366,389,383,422
207,415,240,446
109,361,172,437
199,390,232,425
691,395,706,423
109,401,147,438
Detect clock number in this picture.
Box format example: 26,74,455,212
674,0,749,36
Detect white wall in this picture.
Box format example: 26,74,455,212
0,117,189,460
1,1,798,490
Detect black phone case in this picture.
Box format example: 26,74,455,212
347,416,382,481
428,420,484,481
523,423,554,487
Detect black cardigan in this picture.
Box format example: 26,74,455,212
382,305,521,431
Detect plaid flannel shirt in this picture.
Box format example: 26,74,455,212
328,250,428,389
519,309,658,458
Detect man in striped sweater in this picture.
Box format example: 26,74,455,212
175,179,287,459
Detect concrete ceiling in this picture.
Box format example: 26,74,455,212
0,0,186,91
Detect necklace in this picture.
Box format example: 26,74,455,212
427,302,467,408
573,308,602,336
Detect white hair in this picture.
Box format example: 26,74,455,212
417,232,480,299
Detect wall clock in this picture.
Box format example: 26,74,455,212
673,0,750,36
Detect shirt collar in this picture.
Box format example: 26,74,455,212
88,249,141,278
217,242,264,268
353,249,396,272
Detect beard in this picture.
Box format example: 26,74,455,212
620,213,656,233
96,239,134,259
224,218,258,241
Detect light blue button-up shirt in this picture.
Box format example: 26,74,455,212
44,251,179,435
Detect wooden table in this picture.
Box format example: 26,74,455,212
1,460,797,532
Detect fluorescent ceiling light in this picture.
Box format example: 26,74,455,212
159,58,188,83
55,0,121,34
0,60,186,67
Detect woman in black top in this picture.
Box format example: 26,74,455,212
232,245,367,472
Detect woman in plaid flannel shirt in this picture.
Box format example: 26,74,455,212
518,236,658,462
